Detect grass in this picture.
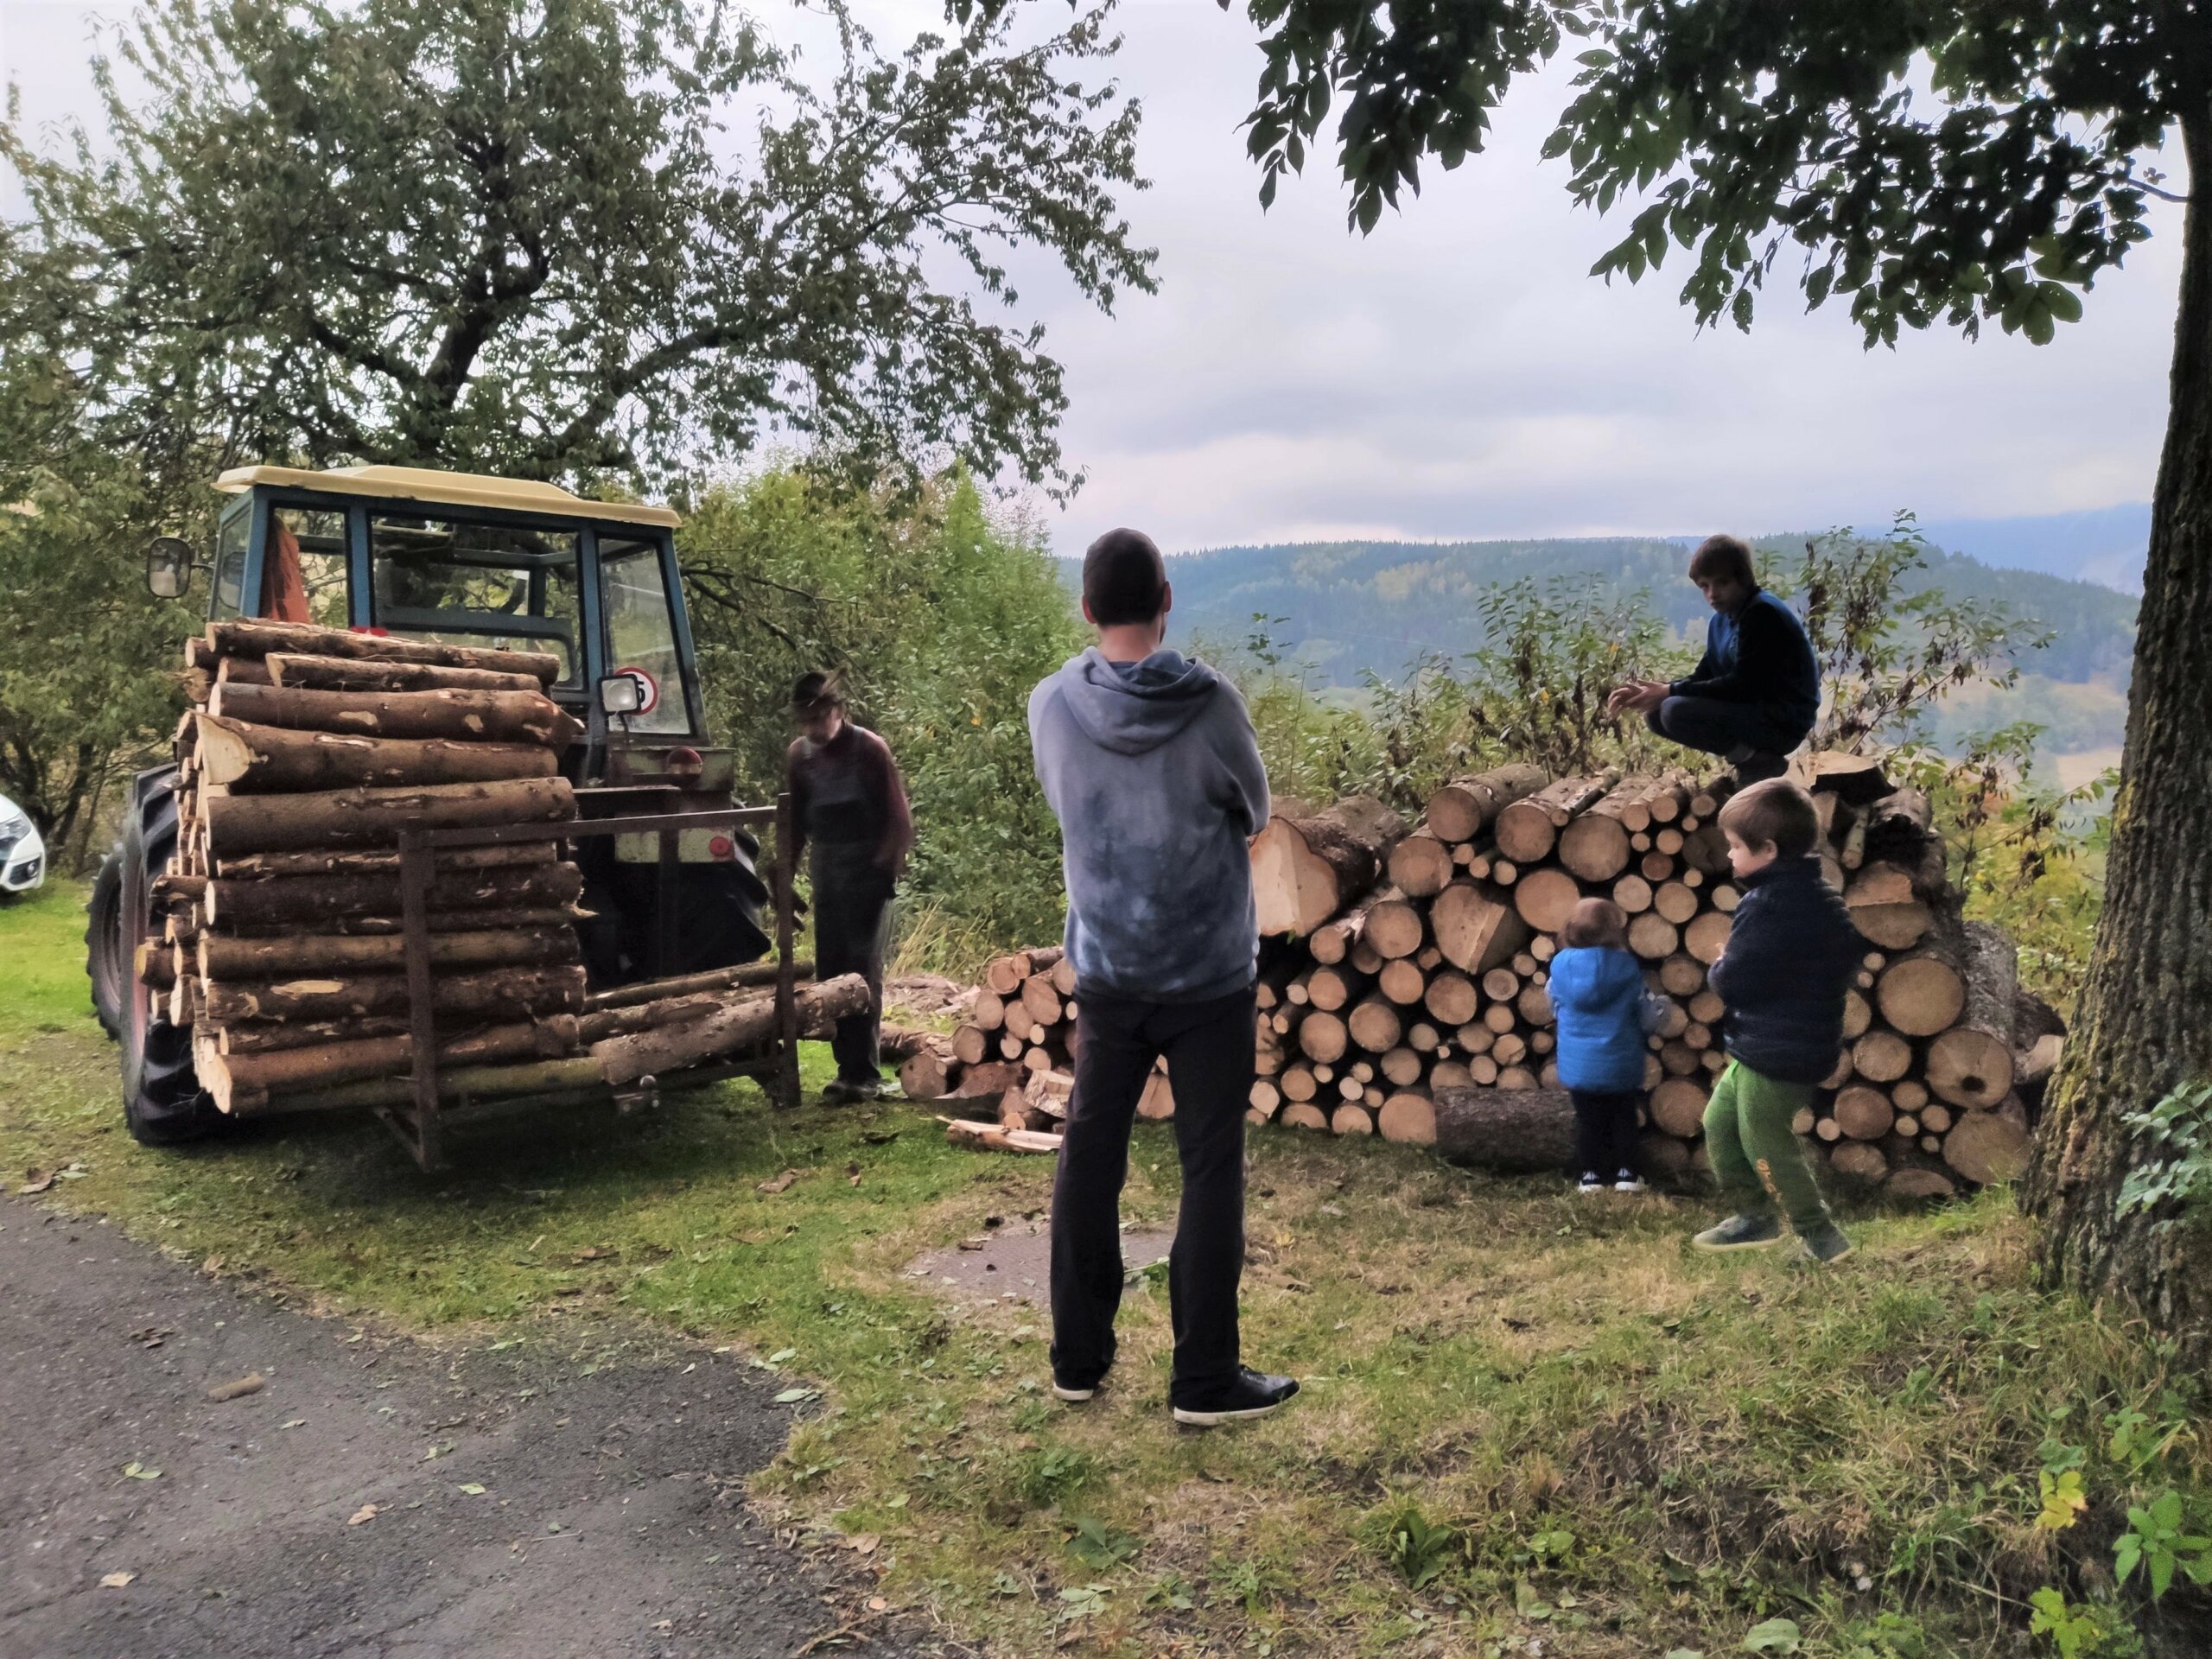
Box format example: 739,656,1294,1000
3,876,2208,1657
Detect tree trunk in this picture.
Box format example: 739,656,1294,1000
196,714,558,794
575,995,732,1043
258,1057,607,1116
1249,797,1405,936
199,925,578,979
204,862,582,928
211,618,560,683
200,776,576,855
267,652,548,695
209,682,579,749
1425,763,1548,842
1432,1085,1576,1171
594,973,870,1085
201,964,587,1024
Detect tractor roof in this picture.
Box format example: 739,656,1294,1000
214,465,681,530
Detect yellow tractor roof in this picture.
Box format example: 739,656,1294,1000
214,465,681,529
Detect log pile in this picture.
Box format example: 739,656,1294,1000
143,619,821,1116
1236,761,2056,1200
894,948,1123,1135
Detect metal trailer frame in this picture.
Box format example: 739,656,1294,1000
379,795,802,1171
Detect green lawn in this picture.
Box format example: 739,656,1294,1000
1,877,2201,1657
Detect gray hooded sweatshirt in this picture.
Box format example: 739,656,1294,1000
1029,648,1269,1003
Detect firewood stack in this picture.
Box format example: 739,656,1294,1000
1240,755,2057,1200
143,619,862,1118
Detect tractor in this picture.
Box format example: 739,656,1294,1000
86,464,778,1147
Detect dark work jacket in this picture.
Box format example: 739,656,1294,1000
1671,588,1820,740
1709,855,1862,1084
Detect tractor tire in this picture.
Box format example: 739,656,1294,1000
117,767,225,1146
86,849,128,1039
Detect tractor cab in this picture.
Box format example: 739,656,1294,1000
134,465,769,995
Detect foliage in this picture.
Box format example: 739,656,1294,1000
2028,1589,2141,1659
1363,1496,1460,1588
2114,1083,2212,1236
1767,515,2049,754
2113,1490,2212,1601
677,467,1084,964
1225,0,2178,358
0,0,1151,493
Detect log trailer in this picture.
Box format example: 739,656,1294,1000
86,465,807,1163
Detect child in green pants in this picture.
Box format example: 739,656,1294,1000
1693,779,1865,1264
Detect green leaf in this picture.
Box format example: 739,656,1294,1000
773,1386,821,1404
121,1462,162,1481
457,1483,486,1496
1743,1618,1802,1654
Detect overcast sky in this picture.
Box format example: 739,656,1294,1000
3,0,2183,555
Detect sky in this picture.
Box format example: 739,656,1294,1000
2,0,2184,559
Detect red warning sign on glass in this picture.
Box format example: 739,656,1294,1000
614,665,659,715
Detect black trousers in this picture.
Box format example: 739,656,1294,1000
810,845,893,1083
1647,696,1808,761
1570,1088,1643,1179
1050,985,1255,1403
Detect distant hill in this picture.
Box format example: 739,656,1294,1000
1058,531,2139,762
1876,505,2150,594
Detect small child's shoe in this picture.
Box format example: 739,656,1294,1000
1612,1171,1647,1194
1794,1220,1853,1265
1578,1172,1605,1195
1693,1212,1783,1251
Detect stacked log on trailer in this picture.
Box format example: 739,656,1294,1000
143,620,860,1120
1239,757,2058,1201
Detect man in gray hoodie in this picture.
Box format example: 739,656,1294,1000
1028,527,1299,1427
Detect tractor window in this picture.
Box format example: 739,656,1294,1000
369,516,581,684
270,507,349,628
212,511,250,620
600,537,691,734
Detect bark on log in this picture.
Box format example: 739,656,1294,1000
211,619,561,683
201,777,576,855
1430,882,1530,975
201,964,587,1025
205,862,582,928
594,974,869,1085
1800,752,1893,804
1512,868,1582,935
576,995,732,1043
210,681,578,750
1425,764,1549,843
199,1016,582,1114
196,714,559,794
257,1057,605,1116
1432,1085,1577,1171
217,1015,411,1054
214,842,555,880
199,925,578,980
581,959,806,1012
266,652,547,694
1495,775,1611,864
1249,797,1405,937
1923,920,2018,1108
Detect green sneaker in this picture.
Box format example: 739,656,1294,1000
1693,1213,1784,1251
1794,1221,1853,1265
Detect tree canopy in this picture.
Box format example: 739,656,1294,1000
1,0,1154,492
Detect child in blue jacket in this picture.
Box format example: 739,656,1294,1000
1548,898,1668,1193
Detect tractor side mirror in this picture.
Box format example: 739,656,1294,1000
146,537,195,600
599,672,646,715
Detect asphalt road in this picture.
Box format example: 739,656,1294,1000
0,1195,934,1659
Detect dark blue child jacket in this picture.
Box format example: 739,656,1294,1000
1709,855,1863,1084
1548,944,1660,1094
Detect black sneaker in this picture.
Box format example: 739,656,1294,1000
1171,1368,1300,1427
1052,1368,1108,1402
1692,1212,1784,1251
1794,1220,1853,1265
1577,1172,1605,1195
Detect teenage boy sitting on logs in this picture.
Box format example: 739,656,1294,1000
1606,534,1820,785
1027,527,1298,1427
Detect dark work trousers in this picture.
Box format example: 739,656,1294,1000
1649,696,1808,762
1050,986,1256,1404
809,842,893,1083
1569,1088,1643,1179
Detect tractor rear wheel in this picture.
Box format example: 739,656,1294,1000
117,768,225,1146
86,849,128,1039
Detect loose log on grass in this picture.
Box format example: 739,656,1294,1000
201,776,576,855
1249,797,1405,937
208,681,577,748
266,652,547,695
1424,764,1549,843
196,715,558,794
1431,1084,1575,1170
594,974,870,1085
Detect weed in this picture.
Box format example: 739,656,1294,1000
1363,1497,1460,1589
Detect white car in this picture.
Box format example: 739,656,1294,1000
0,794,46,895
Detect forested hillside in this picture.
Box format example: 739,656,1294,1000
1065,531,2139,759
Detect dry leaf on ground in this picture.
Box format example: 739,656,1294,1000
346,1503,379,1526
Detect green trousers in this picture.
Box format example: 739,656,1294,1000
1702,1058,1832,1233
